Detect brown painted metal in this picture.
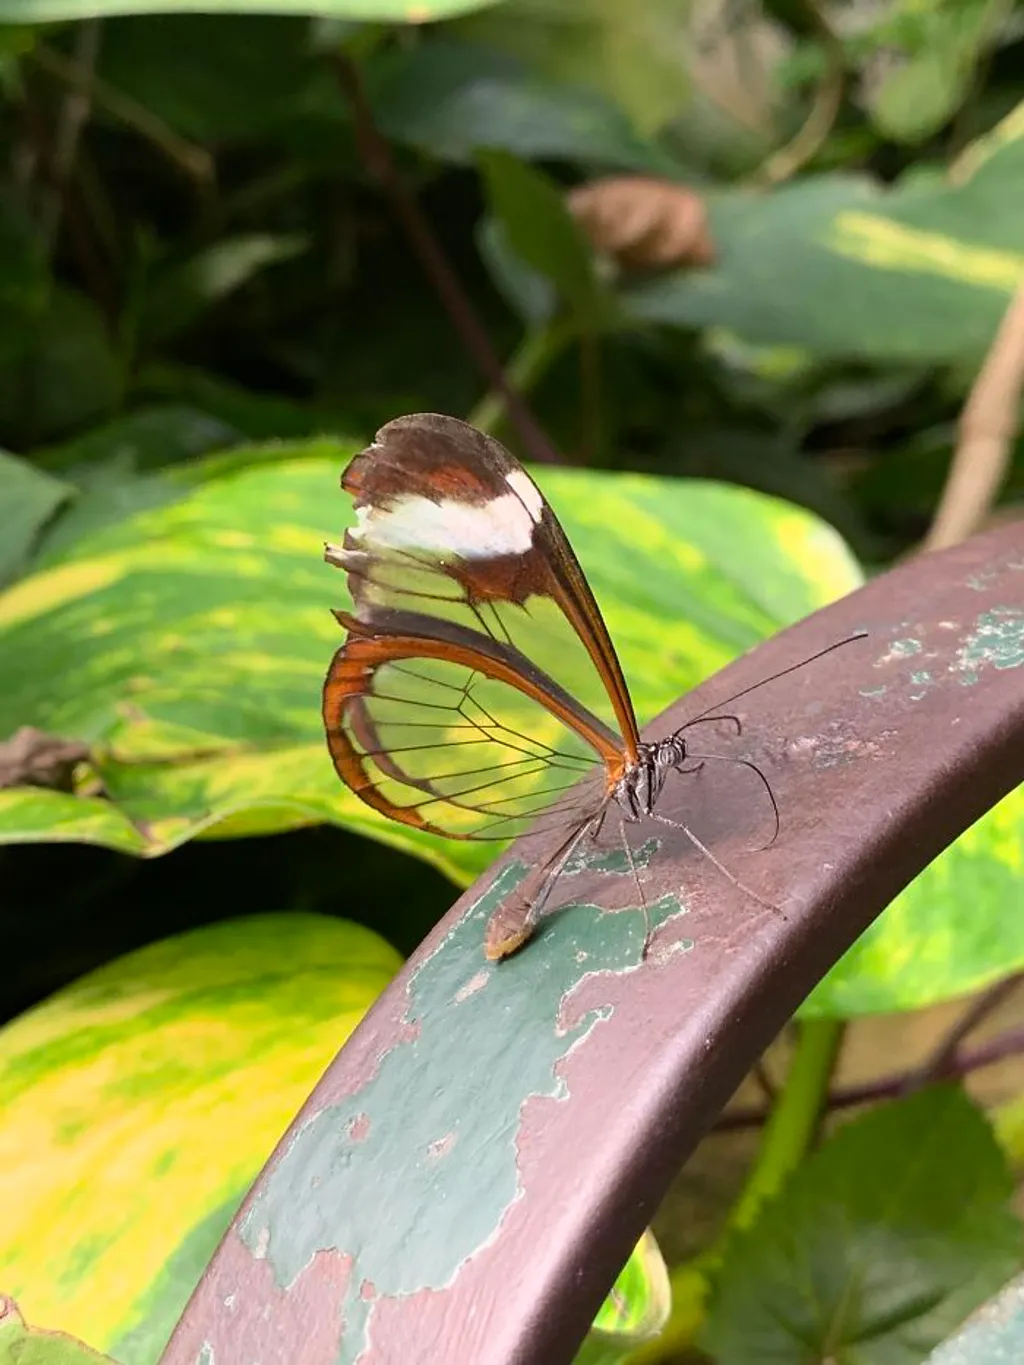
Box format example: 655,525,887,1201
161,522,1024,1365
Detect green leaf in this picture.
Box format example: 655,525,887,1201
94,15,345,144
34,405,242,476
866,0,996,146
478,149,610,330
704,1087,1023,1365
367,38,676,172
0,289,123,442
455,0,694,137
0,1298,116,1363
0,438,860,881
140,234,308,344
476,215,558,328
804,784,1024,1018
0,193,48,364
590,1229,671,1342
136,366,324,442
32,459,185,569
870,48,973,146
0,453,72,588
623,101,1024,363
0,913,401,1358
0,0,497,25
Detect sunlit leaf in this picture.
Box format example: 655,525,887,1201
0,0,497,25
805,784,1024,1018
0,913,401,1360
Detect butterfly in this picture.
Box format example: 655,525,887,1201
322,413,858,961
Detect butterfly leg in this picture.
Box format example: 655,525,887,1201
648,810,783,917
484,809,606,960
616,818,653,959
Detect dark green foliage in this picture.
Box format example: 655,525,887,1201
704,1088,1023,1365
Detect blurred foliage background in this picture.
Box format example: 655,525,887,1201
1,0,1024,1361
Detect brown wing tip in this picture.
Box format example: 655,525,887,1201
484,911,534,962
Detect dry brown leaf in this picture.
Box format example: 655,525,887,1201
566,176,716,271
0,726,91,791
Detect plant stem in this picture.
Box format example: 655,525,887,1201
717,1016,1024,1131
334,51,563,465
466,322,572,438
755,0,845,185
33,42,213,189
717,1017,843,1244
39,19,101,255
908,972,1023,1089
924,282,1024,550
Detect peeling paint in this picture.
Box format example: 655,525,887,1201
565,836,661,878
237,863,686,1365
952,607,1024,684
876,637,923,665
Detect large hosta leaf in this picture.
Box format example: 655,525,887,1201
0,437,860,885
0,913,402,1361
805,783,1024,1018
625,101,1024,363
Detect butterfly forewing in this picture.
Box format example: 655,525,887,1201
322,413,639,842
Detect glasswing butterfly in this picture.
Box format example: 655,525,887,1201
322,413,860,960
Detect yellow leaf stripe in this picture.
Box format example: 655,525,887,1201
826,213,1024,293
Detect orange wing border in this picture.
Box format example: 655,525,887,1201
322,609,626,839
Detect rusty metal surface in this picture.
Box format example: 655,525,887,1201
161,523,1024,1365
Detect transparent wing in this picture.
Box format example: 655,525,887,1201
322,413,637,840
326,639,609,839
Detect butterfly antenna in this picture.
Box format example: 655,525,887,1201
650,810,783,916
678,629,868,731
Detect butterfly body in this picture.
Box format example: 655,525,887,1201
612,736,691,823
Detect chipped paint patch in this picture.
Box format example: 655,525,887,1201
859,685,887,699
952,607,1024,684
789,722,894,770
237,864,685,1364
565,836,661,878
909,669,937,701
876,637,923,665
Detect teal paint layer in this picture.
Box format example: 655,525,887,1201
926,1273,1024,1364
238,859,689,1364
954,607,1024,684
